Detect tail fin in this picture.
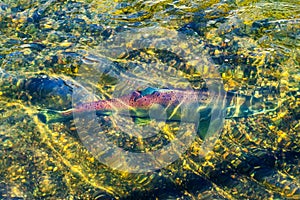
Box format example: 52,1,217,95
37,109,73,123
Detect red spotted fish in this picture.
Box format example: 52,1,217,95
56,87,214,123
43,86,282,124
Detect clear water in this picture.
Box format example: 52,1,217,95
0,0,299,199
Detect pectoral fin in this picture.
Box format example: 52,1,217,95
196,118,211,140
132,117,152,125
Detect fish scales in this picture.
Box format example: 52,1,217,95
70,89,211,115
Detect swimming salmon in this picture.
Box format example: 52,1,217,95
48,85,281,124
59,87,214,123
0,68,282,124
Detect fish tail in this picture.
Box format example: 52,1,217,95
37,109,73,123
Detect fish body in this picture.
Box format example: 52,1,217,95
69,88,209,112
60,86,282,123
61,87,214,123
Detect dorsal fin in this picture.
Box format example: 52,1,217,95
139,87,159,96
